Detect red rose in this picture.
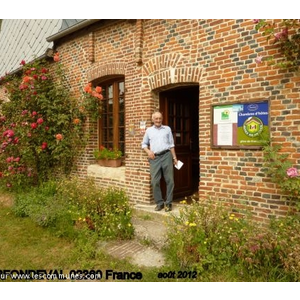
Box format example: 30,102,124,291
41,142,47,150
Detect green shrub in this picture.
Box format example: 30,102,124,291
12,180,72,229
0,58,86,190
165,199,245,272
164,197,300,281
56,177,134,240
270,215,300,281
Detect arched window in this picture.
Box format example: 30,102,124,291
98,77,125,154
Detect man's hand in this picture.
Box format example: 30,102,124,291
173,158,178,166
147,150,155,160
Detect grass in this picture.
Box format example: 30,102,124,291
0,193,165,282
0,198,230,283
0,205,77,271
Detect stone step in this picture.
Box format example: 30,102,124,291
132,203,181,249
97,203,183,268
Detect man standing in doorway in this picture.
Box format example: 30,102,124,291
141,111,178,212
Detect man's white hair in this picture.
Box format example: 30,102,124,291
152,111,163,120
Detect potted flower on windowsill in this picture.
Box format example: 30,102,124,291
93,146,123,167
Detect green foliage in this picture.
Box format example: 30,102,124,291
270,215,300,281
165,199,247,272
263,143,300,201
165,198,300,281
0,58,86,190
93,145,122,160
12,177,134,242
56,177,134,240
12,180,74,236
255,19,300,72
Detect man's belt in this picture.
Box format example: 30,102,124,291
155,149,170,156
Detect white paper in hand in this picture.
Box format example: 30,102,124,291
175,160,184,170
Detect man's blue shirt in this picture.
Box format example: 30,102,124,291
141,125,175,153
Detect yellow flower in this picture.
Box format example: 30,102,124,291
180,200,187,204
185,221,189,226
189,222,197,227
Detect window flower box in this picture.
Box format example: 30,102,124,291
97,158,122,168
94,146,123,168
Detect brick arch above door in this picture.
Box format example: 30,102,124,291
148,67,203,91
143,53,203,91
86,62,127,82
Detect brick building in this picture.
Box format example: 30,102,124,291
1,19,300,222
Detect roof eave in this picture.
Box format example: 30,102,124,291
47,19,101,42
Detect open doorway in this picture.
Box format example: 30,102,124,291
159,85,199,201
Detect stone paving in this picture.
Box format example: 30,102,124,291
97,203,181,268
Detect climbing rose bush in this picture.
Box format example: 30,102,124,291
0,56,85,189
254,19,300,71
263,144,300,201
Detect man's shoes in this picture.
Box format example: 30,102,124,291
155,205,164,211
165,204,172,212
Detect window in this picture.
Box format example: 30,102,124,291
98,78,125,154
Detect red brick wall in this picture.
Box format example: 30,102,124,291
3,19,299,222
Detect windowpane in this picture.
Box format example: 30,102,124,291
99,79,125,156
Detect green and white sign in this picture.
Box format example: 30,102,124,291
213,101,269,148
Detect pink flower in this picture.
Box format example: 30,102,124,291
253,19,260,24
282,28,288,38
6,157,13,163
275,28,288,41
31,123,37,129
255,56,263,64
20,60,26,66
274,32,282,41
3,129,14,138
19,84,28,90
31,111,37,117
37,118,44,124
287,167,298,178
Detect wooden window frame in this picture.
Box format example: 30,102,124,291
97,77,125,153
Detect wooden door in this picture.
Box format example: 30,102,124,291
160,87,199,200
